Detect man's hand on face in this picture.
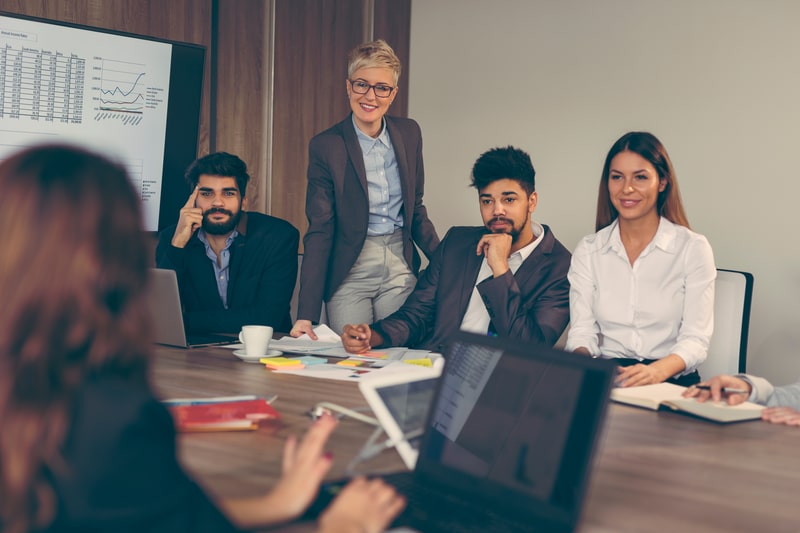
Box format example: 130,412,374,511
476,233,512,277
171,187,203,248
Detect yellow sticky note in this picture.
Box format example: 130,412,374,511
260,357,303,367
336,359,364,367
402,358,433,367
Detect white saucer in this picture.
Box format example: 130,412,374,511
233,349,283,362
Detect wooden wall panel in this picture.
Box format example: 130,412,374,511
0,0,213,154
270,0,366,239
1,0,413,241
269,0,413,250
374,0,410,117
214,0,270,211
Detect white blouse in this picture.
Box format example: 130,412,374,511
565,217,716,374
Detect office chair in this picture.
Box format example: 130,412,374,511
697,269,754,379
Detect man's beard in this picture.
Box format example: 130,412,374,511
202,207,242,235
486,216,526,242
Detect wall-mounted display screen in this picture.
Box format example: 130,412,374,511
0,12,205,231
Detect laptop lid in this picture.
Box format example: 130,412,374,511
358,366,442,469
414,331,615,530
146,268,232,348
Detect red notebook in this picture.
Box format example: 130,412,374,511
169,398,280,432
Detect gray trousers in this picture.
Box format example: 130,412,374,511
326,229,415,334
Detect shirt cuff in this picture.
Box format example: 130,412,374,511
564,336,600,357
737,374,773,405
670,338,708,374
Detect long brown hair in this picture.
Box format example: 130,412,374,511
0,145,152,533
595,131,690,231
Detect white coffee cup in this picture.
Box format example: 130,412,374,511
239,325,273,356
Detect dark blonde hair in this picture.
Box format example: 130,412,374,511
347,39,401,85
0,145,152,533
595,131,689,231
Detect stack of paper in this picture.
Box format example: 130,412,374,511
270,325,342,353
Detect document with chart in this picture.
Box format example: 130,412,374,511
0,15,171,229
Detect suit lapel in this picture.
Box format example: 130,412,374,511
456,233,487,316
341,116,368,196
513,229,553,289
226,213,249,305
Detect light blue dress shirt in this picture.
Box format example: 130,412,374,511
353,116,404,236
197,228,239,308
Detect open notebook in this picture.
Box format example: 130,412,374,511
610,382,764,423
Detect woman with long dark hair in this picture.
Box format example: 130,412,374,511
0,145,403,533
565,132,716,387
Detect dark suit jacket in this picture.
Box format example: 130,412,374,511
297,114,440,323
45,374,240,533
371,226,571,353
156,212,299,334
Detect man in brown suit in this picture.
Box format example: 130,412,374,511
342,146,571,354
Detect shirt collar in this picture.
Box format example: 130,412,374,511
513,220,545,262
352,114,389,149
198,227,239,249
601,216,678,256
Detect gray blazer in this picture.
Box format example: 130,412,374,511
371,225,572,353
297,114,439,322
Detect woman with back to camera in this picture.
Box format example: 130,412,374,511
291,39,439,338
0,145,403,533
565,132,716,387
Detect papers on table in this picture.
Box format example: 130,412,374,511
274,360,441,382
219,324,444,381
270,324,342,353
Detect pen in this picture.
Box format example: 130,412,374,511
694,385,749,394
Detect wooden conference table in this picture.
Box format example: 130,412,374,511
151,345,800,533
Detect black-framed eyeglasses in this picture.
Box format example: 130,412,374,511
348,79,395,98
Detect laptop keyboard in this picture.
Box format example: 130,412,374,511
385,473,534,533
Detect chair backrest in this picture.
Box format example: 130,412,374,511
698,269,754,379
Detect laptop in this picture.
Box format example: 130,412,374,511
146,268,235,348
309,331,615,532
358,367,442,469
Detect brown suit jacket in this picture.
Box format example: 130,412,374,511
297,115,440,322
371,225,571,353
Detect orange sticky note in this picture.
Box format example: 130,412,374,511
358,351,388,360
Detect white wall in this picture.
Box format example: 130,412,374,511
409,0,800,384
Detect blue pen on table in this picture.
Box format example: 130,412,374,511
694,385,749,394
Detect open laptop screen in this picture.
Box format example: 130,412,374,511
417,333,614,526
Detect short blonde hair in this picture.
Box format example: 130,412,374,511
347,39,401,85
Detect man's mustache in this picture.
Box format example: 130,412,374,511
204,207,233,217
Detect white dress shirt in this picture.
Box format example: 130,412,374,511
460,221,545,334
565,217,716,374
